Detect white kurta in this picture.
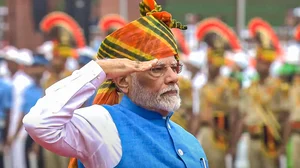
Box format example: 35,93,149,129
23,61,122,168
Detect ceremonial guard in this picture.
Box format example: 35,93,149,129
38,11,87,168
171,28,204,132
195,18,242,168
241,17,284,168
281,24,300,168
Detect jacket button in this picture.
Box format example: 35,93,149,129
178,149,184,156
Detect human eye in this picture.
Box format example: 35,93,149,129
151,66,165,73
171,63,183,73
170,65,178,73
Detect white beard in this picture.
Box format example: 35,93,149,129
129,75,181,113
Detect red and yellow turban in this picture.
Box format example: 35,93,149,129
248,17,282,62
195,18,241,67
99,14,128,35
68,0,186,167
40,12,86,59
172,28,191,57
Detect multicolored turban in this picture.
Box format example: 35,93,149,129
92,0,187,105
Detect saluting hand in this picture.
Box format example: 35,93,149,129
97,58,158,79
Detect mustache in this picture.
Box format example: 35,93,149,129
159,85,179,95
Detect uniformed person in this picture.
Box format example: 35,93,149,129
241,17,284,168
194,18,242,168
175,50,206,132
38,11,87,168
170,28,207,132
280,27,300,168
287,66,300,168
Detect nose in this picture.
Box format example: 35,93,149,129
164,66,179,84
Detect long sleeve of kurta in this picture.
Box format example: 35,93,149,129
23,61,122,168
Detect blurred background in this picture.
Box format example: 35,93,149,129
0,0,299,49
0,0,300,168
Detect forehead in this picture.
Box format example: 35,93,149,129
156,56,177,65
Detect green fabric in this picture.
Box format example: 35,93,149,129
230,72,244,83
278,64,297,76
250,72,260,81
295,66,300,75
287,138,293,168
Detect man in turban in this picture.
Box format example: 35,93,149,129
23,0,208,167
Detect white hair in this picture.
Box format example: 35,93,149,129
129,74,181,113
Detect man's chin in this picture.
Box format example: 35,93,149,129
157,99,181,112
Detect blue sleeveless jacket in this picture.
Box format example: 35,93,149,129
79,95,209,168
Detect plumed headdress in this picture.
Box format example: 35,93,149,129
99,14,127,35
195,18,241,67
40,12,86,58
248,17,282,62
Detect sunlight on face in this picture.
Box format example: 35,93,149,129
129,56,181,113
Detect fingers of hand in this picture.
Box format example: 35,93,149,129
133,59,158,71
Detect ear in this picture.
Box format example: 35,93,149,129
113,75,131,94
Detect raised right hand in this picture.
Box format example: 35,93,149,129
96,58,158,79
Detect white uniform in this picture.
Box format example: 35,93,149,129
4,48,34,168
183,50,207,114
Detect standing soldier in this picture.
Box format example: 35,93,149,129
281,25,300,168
7,53,49,168
226,51,250,165
287,66,300,168
3,47,34,168
38,11,87,168
194,18,242,168
171,28,207,132
239,17,284,168
176,50,206,132
39,12,87,89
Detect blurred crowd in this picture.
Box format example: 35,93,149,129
0,6,300,168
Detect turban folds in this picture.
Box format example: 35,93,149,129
93,0,187,105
